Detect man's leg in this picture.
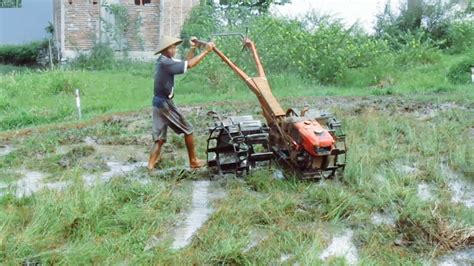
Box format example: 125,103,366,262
163,100,205,169
184,133,206,169
148,139,165,170
149,106,167,170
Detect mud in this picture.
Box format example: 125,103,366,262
283,96,471,118
320,229,358,265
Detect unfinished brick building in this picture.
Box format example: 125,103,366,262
52,0,200,60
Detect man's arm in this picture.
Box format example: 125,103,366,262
186,46,197,61
187,42,215,69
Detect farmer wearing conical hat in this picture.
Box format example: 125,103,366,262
148,36,215,170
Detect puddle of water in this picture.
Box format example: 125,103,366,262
447,179,474,208
0,182,8,197
0,144,14,157
7,170,71,198
416,109,437,121
43,181,70,191
371,213,396,227
417,182,434,201
273,169,285,180
393,160,418,175
398,165,417,175
14,170,45,198
58,143,148,163
279,253,292,263
1,160,148,198
243,229,269,253
145,181,226,251
153,166,186,176
83,161,145,186
84,136,97,146
374,174,387,183
437,248,474,266
171,180,214,250
441,163,474,208
320,230,358,265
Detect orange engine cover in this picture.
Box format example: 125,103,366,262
294,120,335,156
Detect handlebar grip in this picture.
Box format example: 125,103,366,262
191,39,210,49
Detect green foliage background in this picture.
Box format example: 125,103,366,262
180,0,473,86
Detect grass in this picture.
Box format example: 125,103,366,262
0,46,472,264
0,88,472,264
0,53,473,131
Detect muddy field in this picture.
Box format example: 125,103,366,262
0,95,473,264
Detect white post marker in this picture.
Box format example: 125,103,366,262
75,89,82,119
471,67,474,83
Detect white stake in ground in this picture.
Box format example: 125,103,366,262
471,67,474,83
75,89,82,119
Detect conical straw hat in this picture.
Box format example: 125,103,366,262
154,36,183,55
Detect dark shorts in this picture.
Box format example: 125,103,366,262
152,99,193,142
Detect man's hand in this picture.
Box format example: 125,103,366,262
205,42,215,52
189,36,197,48
188,42,214,69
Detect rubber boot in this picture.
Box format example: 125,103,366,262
184,134,206,169
148,140,165,170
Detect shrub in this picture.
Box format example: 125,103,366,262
392,31,441,66
374,0,473,53
447,55,474,85
0,41,48,65
444,21,474,54
294,17,394,84
70,43,116,70
48,71,82,95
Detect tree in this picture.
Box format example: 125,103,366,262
0,0,22,8
218,0,291,14
376,1,470,38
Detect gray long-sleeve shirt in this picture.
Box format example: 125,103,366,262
153,55,188,100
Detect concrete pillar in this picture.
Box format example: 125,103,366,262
60,0,65,60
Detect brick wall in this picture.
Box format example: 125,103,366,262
64,0,100,50
53,0,200,58
161,0,200,37
120,0,160,51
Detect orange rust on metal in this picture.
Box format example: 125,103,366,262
193,38,285,124
244,38,266,78
249,77,285,121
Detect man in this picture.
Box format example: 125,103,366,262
148,36,215,170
